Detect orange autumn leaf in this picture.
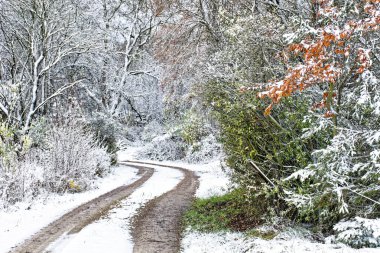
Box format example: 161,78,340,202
264,104,273,116
324,111,336,118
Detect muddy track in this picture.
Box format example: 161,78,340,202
9,164,154,253
125,160,199,253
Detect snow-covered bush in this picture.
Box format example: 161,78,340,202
40,125,111,193
0,161,44,207
28,118,49,148
285,70,380,229
0,124,111,207
138,133,186,161
138,115,221,162
180,112,210,145
0,123,31,172
331,217,380,248
185,134,222,163
0,124,36,207
123,125,142,142
141,120,164,142
0,124,16,172
203,81,320,206
90,148,112,177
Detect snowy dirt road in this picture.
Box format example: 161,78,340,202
9,164,154,253
8,161,199,253
128,161,199,253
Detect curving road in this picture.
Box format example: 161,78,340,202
8,161,199,253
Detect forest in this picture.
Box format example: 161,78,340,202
1,0,380,252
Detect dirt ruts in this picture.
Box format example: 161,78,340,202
9,161,199,253
125,160,199,253
9,164,154,253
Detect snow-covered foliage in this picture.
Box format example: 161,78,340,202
284,70,380,226
137,133,186,161
136,105,222,163
37,125,111,192
0,161,44,206
137,119,209,161
0,125,110,208
185,134,222,163
141,120,164,142
137,118,221,163
332,217,380,248
85,115,122,159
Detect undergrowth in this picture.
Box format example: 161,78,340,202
183,189,266,233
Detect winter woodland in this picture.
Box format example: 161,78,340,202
1,0,380,251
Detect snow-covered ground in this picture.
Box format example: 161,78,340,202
46,163,183,253
0,165,139,253
181,231,380,253
117,147,231,198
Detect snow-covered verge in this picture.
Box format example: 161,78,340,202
46,163,183,253
0,165,139,253
182,218,380,253
181,230,380,253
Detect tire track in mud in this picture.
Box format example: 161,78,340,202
9,164,154,253
125,160,199,253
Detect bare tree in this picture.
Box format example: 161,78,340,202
0,0,91,132
76,0,163,123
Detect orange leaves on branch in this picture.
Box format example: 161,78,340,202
312,101,326,110
324,111,336,118
288,43,304,54
322,91,336,99
255,0,379,116
357,48,372,73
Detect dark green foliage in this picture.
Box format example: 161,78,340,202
203,81,323,188
201,81,332,225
